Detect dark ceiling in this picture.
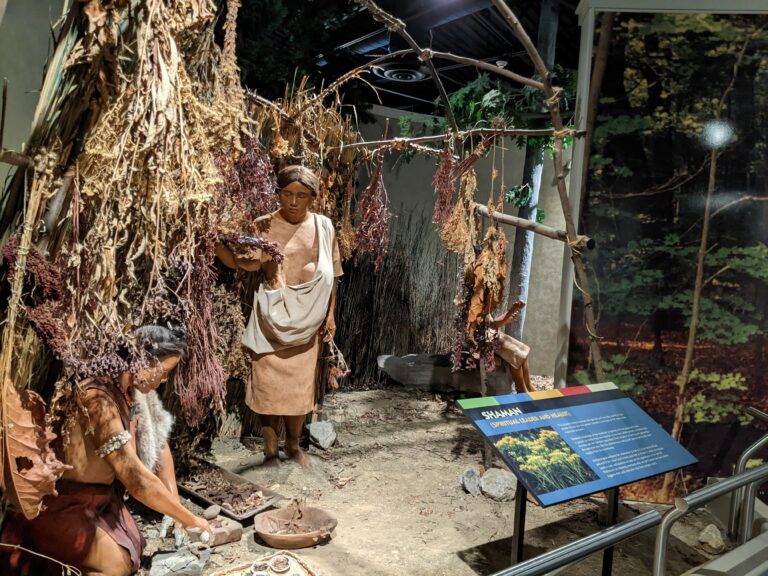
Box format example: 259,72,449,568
312,0,581,115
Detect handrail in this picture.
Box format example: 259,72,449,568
490,510,662,576
654,463,768,576
738,479,763,545
727,408,768,538
747,407,768,423
728,432,768,537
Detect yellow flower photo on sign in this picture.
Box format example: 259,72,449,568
493,427,599,494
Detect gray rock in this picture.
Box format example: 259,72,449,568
149,546,211,576
698,523,726,554
202,504,221,520
480,468,517,502
462,468,482,497
307,421,336,450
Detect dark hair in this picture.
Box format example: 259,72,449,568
133,325,187,360
276,165,319,197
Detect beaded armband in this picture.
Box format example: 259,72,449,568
96,430,132,458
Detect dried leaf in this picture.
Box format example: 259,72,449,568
2,381,70,520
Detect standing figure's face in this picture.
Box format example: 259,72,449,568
133,354,182,393
278,181,314,224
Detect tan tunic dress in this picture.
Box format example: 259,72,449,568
246,212,343,416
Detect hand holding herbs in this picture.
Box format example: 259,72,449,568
218,232,285,264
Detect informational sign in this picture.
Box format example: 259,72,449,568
458,383,698,506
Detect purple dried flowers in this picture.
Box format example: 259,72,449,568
354,162,391,272
432,145,456,228
218,232,285,265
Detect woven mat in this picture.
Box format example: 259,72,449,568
210,549,318,576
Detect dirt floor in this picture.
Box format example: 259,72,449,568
138,386,726,576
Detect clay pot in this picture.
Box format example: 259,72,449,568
252,506,337,549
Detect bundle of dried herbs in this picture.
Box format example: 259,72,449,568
432,145,456,228
354,161,391,271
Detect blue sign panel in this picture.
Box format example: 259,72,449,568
458,383,698,506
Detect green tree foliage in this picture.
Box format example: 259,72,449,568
573,354,645,399
576,14,768,425
684,370,751,425
396,68,576,156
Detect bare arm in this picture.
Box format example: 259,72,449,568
323,280,339,342
215,242,263,272
83,391,207,532
154,442,179,498
489,300,526,329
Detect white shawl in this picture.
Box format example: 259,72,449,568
242,213,335,355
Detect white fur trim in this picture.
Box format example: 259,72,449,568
133,390,175,472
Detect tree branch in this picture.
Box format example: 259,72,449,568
0,149,33,169
331,127,582,152
710,195,768,219
476,204,594,249
353,0,459,132
704,265,730,287
491,0,605,378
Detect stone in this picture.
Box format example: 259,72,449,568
307,421,336,450
149,546,211,576
202,504,221,520
210,516,243,547
461,468,482,497
480,468,517,502
698,523,726,554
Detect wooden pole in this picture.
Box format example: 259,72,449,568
476,204,593,250
491,0,605,381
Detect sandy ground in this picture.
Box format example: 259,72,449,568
138,387,723,576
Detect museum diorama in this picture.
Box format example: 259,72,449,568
0,0,766,574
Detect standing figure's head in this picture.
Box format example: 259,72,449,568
276,165,318,224
131,325,187,392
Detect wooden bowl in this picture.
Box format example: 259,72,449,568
252,506,337,549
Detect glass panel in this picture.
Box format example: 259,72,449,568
569,12,768,502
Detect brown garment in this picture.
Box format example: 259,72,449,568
494,330,530,369
0,480,143,575
247,212,342,416
0,379,144,575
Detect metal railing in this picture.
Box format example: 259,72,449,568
728,406,768,539
490,510,662,576
653,462,768,576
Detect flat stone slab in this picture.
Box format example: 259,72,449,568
210,516,243,547
149,546,211,576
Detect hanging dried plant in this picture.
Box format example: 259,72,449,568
354,161,391,271
432,144,456,228
175,232,226,427
338,179,357,261
216,135,278,233
441,169,477,253
467,223,508,334
325,338,350,392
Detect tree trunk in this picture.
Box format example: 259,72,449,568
660,150,717,497
507,0,559,340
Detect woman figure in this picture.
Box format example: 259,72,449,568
0,325,211,576
216,165,343,466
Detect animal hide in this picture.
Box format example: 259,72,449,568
1,380,69,519
133,390,174,473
